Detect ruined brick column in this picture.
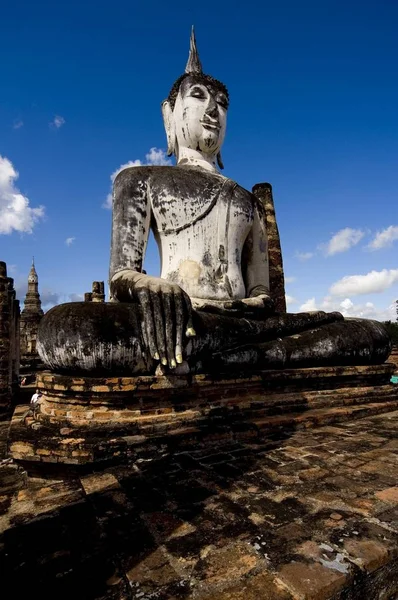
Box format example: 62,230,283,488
252,183,286,313
91,281,105,303
0,261,20,412
7,277,20,396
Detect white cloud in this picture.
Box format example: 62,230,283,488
65,237,75,246
321,227,364,256
340,298,354,311
295,251,314,261
285,276,296,283
299,295,396,322
13,120,23,129
103,148,172,209
49,115,65,129
41,290,61,307
145,147,172,165
69,293,84,302
285,294,297,306
368,225,398,251
0,155,45,234
330,268,398,297
41,291,84,309
299,297,317,311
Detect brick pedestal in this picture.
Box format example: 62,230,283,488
8,364,398,467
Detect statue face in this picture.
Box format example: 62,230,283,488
173,76,228,156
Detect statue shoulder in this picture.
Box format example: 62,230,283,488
231,181,265,214
113,165,153,190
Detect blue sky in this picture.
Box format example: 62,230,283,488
1,0,397,320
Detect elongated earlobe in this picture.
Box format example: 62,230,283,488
161,100,176,157
217,151,224,170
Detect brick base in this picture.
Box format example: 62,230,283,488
8,364,398,467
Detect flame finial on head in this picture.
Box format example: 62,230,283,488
185,26,203,75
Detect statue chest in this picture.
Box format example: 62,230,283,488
149,175,254,250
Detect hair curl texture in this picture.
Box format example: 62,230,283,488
166,73,229,110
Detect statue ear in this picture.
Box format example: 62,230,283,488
161,100,176,157
217,151,224,170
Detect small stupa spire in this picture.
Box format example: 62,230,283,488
185,26,203,75
23,259,43,315
28,258,38,284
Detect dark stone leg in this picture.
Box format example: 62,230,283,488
210,318,392,370
37,302,154,375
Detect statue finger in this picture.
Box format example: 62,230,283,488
173,291,184,363
162,291,176,368
182,290,196,338
265,296,275,309
137,288,159,361
223,299,245,310
150,291,168,367
136,288,151,351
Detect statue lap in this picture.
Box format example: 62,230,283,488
37,301,391,375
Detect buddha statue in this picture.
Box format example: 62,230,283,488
37,30,391,375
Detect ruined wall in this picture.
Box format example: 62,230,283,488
20,317,41,357
252,183,286,313
84,281,105,303
0,261,20,412
389,347,398,371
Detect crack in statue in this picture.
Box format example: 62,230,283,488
37,29,391,374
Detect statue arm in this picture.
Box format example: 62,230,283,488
109,167,195,369
109,168,151,281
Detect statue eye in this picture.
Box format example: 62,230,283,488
216,94,228,109
190,87,206,99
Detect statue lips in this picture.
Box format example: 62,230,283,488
200,117,220,132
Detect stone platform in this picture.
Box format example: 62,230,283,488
1,406,398,599
7,364,398,467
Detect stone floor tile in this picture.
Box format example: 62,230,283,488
80,472,121,495
276,560,351,600
194,571,293,599
190,541,263,590
375,487,398,504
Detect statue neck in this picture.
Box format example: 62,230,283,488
177,147,219,173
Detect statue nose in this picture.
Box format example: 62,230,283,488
206,95,218,117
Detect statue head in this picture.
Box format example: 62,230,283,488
162,28,229,169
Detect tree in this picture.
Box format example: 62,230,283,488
383,320,398,346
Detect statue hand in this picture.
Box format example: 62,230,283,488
111,272,195,368
223,294,275,319
193,294,275,320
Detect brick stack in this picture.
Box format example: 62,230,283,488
252,183,286,313
0,261,20,412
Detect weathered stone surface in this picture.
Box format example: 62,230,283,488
2,407,398,598
38,300,392,375
277,561,350,599
252,182,286,313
